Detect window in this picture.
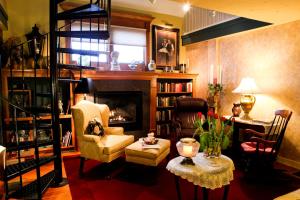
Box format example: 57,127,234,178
70,22,109,66
111,26,146,64
69,22,147,66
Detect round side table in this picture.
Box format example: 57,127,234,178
166,152,235,200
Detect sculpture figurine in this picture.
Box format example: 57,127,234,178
110,51,120,71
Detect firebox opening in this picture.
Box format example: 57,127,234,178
94,91,143,131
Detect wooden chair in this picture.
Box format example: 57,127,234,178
240,109,292,171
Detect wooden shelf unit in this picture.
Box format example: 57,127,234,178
1,69,76,151
156,74,197,138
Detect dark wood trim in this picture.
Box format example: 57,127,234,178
0,3,8,30
152,25,179,69
182,17,271,46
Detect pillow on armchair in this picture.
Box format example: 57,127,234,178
86,118,104,136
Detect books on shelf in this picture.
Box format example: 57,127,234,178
156,96,176,107
156,124,170,136
156,110,172,121
62,131,72,147
157,81,193,93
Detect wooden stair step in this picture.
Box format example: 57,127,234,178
56,30,109,40
9,170,56,199
58,78,81,83
6,140,53,152
57,48,109,56
6,156,56,180
57,63,98,70
57,4,108,20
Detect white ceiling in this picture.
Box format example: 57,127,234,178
112,0,185,17
171,0,300,24
70,0,300,24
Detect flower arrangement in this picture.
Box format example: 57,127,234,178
208,83,223,96
194,111,234,157
207,83,223,107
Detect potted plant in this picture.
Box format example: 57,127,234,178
194,111,234,157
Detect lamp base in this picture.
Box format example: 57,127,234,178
241,113,252,120
180,157,195,165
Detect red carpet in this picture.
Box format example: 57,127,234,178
64,157,300,200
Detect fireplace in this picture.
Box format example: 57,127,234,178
94,91,143,131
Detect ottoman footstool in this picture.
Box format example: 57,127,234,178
125,138,170,166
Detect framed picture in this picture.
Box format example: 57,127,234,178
8,90,32,117
152,25,179,69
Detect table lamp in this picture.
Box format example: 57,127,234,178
232,77,259,120
176,138,200,165
74,78,93,100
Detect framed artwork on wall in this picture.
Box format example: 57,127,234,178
152,25,179,69
8,89,32,117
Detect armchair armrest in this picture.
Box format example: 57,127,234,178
82,135,101,143
242,129,266,138
104,127,124,135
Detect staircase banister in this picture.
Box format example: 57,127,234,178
0,95,35,117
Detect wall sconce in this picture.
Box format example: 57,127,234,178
176,138,200,165
74,78,93,100
232,77,259,120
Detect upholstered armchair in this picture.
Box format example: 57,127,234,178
172,98,208,140
71,100,134,175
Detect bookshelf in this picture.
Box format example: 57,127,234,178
1,69,76,152
156,73,196,138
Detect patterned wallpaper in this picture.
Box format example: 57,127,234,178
186,20,300,165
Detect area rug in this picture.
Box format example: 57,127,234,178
64,157,300,200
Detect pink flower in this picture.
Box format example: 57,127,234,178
197,112,202,119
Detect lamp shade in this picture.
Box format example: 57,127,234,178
74,78,93,94
232,77,259,94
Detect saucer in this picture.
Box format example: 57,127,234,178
143,137,159,145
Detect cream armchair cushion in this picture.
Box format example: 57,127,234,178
71,100,134,163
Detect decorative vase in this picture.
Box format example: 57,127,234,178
204,141,221,158
148,60,156,71
232,103,241,117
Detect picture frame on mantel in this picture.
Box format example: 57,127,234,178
152,25,179,69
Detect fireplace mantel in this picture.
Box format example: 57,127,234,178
73,70,197,81
73,71,198,131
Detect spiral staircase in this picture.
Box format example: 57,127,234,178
0,0,111,199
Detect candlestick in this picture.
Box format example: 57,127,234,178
219,64,222,84
209,64,214,84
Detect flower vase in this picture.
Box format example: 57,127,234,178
204,141,221,158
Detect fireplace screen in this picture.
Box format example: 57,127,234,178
94,91,143,131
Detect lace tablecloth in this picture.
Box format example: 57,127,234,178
166,153,235,190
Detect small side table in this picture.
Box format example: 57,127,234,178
166,153,234,200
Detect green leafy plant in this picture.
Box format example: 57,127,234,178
194,111,234,156
208,83,223,96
